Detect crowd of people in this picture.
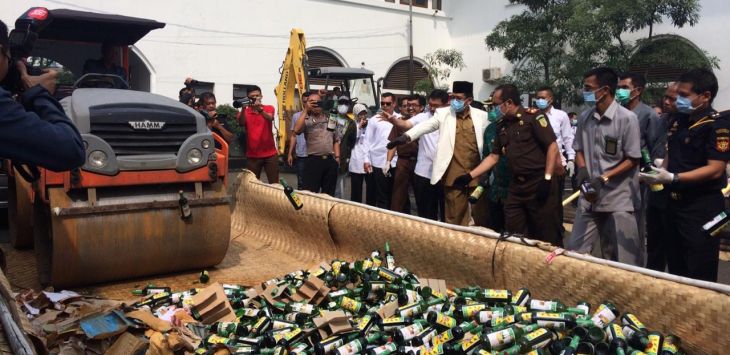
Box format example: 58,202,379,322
180,66,727,283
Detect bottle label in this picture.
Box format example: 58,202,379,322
482,289,509,301
576,304,590,315
289,192,303,207
591,306,616,328
283,328,302,341
492,315,515,327
624,314,646,330
340,297,360,312
432,330,454,346
417,327,437,345
424,345,445,355
461,333,481,351
399,322,425,341
523,328,548,342
662,343,678,353
478,310,496,323
399,302,420,318
357,315,372,331
608,324,625,341
207,334,230,344
435,313,457,328
463,304,487,318
530,300,557,311
337,340,363,355
272,320,294,330
645,334,661,354
217,322,237,337
487,328,515,347
320,336,344,353
511,289,529,306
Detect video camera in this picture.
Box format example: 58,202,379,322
0,7,52,93
232,97,254,109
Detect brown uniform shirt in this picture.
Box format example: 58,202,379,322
444,110,480,187
304,113,340,156
388,119,419,158
492,107,556,176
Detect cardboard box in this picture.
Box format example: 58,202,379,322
312,311,353,339
189,283,236,324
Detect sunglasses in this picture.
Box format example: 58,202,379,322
380,101,393,106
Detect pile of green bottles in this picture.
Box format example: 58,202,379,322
132,242,684,355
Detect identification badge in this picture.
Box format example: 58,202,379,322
604,136,618,155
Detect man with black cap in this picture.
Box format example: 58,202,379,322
461,84,562,246
388,81,490,225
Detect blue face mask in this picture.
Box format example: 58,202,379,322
451,99,466,113
583,90,597,104
675,95,695,114
535,98,549,110
615,88,631,105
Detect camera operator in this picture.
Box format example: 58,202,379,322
0,20,84,171
198,92,234,146
238,85,279,183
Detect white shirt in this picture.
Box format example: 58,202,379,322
348,123,368,174
546,106,575,165
363,112,400,169
410,111,439,179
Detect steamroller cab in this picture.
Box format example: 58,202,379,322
7,7,230,288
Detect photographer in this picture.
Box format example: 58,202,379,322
238,85,278,183
198,92,234,145
0,20,84,171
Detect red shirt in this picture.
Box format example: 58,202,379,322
240,105,277,158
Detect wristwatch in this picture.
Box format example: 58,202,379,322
671,173,680,185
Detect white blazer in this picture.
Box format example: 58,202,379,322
405,106,490,184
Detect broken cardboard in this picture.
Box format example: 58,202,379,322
80,310,134,340
189,283,236,325
312,311,353,339
105,332,147,355
419,278,448,296
125,309,172,333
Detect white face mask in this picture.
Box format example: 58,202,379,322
337,104,349,115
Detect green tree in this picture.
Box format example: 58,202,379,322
414,49,465,94
486,0,704,105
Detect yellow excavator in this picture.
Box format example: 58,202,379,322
273,28,380,154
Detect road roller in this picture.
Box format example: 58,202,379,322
5,7,231,287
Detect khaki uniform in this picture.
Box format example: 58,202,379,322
442,111,481,226
389,122,419,213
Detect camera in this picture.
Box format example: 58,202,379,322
0,7,52,93
184,79,199,88
232,97,253,108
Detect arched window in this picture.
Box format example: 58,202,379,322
306,47,347,86
383,58,432,92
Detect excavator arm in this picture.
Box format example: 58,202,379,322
274,28,309,155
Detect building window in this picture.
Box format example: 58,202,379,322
400,0,427,7
191,80,214,95
385,0,395,2
306,48,346,87
383,58,432,92
233,84,257,100
433,0,441,10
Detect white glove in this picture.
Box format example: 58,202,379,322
382,162,391,176
639,166,674,184
566,160,575,176
653,158,664,168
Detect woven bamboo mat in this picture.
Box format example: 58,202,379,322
2,170,729,353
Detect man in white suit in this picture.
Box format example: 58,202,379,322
388,81,490,226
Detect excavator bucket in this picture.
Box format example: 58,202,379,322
33,182,230,288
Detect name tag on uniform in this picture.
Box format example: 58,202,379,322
604,136,618,155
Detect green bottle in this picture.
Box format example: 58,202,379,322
529,299,567,312
280,178,304,210
640,149,664,192
642,331,663,355
215,321,248,338
384,241,396,270
483,323,540,351
661,334,681,355
333,332,383,355
527,312,576,330
468,181,487,204
510,288,531,307
478,289,512,304
393,319,428,344
498,327,553,354
621,313,648,334
367,342,398,355
427,311,458,329
590,302,619,328
558,335,580,355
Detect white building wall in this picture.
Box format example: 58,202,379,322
3,0,728,107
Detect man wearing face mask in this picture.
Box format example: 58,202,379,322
535,86,573,234
643,83,677,272
383,90,449,220
569,67,643,266
617,72,660,253
334,96,354,199
481,93,511,232
388,82,490,226
462,84,561,244
639,69,729,282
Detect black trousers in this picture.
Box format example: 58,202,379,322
302,155,338,196
504,176,562,247
413,174,444,221
350,172,376,206
372,167,393,209
487,198,506,232
665,190,722,282
645,190,669,271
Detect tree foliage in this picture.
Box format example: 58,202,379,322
485,0,706,105
414,49,466,94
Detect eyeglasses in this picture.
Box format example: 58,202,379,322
380,101,393,106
